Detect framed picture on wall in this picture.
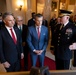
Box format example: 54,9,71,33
51,1,57,11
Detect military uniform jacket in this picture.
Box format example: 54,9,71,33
52,22,76,60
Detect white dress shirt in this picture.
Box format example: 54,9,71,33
5,26,17,40
64,21,69,27
36,25,41,33
18,25,22,31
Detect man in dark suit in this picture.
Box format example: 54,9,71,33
49,14,57,33
42,18,48,27
27,12,36,27
0,13,4,29
15,16,29,70
50,10,76,70
27,13,48,67
0,12,24,72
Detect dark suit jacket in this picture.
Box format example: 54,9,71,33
0,26,23,64
0,21,4,30
50,18,57,34
22,24,28,43
52,22,76,60
27,18,35,27
42,19,48,27
15,24,28,43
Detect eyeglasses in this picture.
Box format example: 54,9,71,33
17,20,23,22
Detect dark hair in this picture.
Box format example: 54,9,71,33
32,12,36,18
32,12,35,15
0,13,2,16
35,13,43,18
2,12,14,20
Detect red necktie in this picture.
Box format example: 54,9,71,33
10,28,17,44
37,27,40,39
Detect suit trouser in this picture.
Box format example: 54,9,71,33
23,46,29,70
30,52,45,67
73,50,76,66
55,58,70,70
5,59,20,72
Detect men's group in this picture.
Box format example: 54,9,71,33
0,9,76,72
0,12,48,72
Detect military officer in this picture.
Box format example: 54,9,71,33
50,10,76,70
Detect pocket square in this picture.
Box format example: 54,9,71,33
43,33,45,35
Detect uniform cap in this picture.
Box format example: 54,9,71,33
59,10,72,17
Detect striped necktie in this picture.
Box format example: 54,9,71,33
10,28,17,44
37,27,40,39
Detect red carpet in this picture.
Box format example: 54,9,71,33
21,54,56,71
44,56,56,70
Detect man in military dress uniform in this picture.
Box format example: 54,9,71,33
51,10,76,70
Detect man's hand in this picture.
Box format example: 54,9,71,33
21,53,24,59
34,50,40,55
3,61,10,68
69,43,76,50
38,50,44,55
34,50,44,55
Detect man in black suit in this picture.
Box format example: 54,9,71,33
27,12,36,27
49,14,57,33
42,18,48,27
50,10,76,70
0,12,24,72
0,13,4,29
15,16,29,70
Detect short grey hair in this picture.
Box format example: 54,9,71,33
2,12,14,20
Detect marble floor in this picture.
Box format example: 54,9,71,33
45,39,55,61
45,30,55,61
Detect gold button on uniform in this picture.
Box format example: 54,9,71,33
58,44,59,46
59,34,61,35
67,37,69,39
58,41,60,42
58,37,60,39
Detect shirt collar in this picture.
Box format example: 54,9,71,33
36,25,41,28
5,25,13,30
64,21,69,27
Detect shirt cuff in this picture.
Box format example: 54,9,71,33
33,49,36,52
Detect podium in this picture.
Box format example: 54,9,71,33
0,70,76,75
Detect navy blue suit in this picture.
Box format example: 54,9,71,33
27,25,48,67
0,26,23,72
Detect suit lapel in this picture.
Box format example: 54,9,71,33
39,26,44,40
64,22,70,30
4,27,16,44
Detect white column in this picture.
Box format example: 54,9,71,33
25,0,32,24
6,0,13,12
74,0,76,15
43,0,51,23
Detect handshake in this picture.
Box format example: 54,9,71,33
69,43,76,50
